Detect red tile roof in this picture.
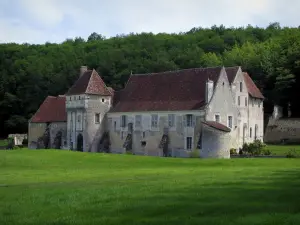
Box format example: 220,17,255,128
203,121,231,132
243,72,264,99
111,67,223,112
66,69,112,96
30,96,67,123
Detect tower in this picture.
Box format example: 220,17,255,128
65,66,113,152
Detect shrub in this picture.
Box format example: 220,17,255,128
22,138,28,145
6,137,14,149
286,148,297,158
189,149,200,158
242,140,266,156
230,148,237,155
262,148,272,156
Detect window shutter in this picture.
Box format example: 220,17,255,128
192,115,196,127
183,115,187,127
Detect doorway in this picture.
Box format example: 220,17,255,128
77,133,83,151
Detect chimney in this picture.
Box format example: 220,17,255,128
206,79,214,103
80,66,88,77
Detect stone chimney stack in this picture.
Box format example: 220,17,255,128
80,66,88,77
206,78,214,103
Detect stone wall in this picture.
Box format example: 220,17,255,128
264,118,300,144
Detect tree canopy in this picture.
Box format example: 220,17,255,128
1,23,300,137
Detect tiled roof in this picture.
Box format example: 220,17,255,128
110,67,223,112
66,69,112,96
203,121,231,132
225,66,240,84
243,72,264,99
30,96,67,123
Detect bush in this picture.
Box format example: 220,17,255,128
189,149,200,158
22,138,28,145
262,148,271,156
230,148,237,155
242,140,266,156
286,148,297,158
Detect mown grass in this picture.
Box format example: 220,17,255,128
0,149,300,225
266,144,300,156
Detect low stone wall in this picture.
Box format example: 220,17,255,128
264,118,300,144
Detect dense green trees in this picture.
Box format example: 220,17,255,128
1,23,300,137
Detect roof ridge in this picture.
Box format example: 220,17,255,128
132,66,224,76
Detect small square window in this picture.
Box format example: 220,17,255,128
101,98,105,102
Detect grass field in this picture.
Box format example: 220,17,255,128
265,144,300,156
1,150,300,225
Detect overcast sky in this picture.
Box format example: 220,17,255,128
0,0,299,44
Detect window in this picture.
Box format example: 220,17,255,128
121,115,127,127
78,96,81,100
228,116,232,128
168,114,175,127
151,114,158,128
114,121,117,131
77,115,81,122
142,132,146,138
101,98,105,102
135,115,142,128
215,114,220,123
95,113,100,123
245,97,248,106
250,127,252,138
186,114,193,127
240,82,243,92
252,99,254,107
186,137,193,150
238,96,240,106
255,124,258,140
121,131,124,140
258,101,261,108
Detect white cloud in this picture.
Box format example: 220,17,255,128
0,0,299,44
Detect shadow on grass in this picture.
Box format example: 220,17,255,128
2,168,300,225
98,169,300,225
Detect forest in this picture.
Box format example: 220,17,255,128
0,22,300,137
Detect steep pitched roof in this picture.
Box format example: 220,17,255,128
66,69,112,96
225,66,264,100
243,72,264,99
30,96,67,123
225,66,240,84
111,67,223,112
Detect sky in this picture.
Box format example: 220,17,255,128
0,0,299,44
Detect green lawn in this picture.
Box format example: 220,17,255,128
1,150,300,225
266,144,300,156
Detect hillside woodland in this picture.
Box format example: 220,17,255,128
1,22,300,137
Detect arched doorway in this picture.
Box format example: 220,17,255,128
77,134,83,152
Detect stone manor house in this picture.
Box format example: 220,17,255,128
28,65,264,158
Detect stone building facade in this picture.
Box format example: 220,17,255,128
28,65,264,158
